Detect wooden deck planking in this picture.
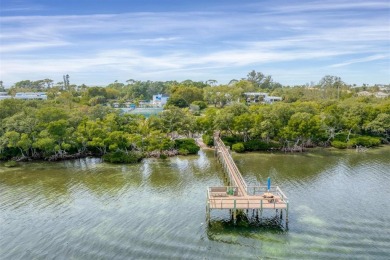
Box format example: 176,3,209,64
215,137,247,196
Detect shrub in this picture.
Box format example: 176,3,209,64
334,132,358,142
332,136,381,148
174,138,200,154
243,140,281,151
102,150,143,163
166,97,188,108
331,140,348,149
348,136,381,147
202,134,214,146
178,148,189,155
222,136,242,148
232,143,245,153
191,101,207,110
244,140,266,151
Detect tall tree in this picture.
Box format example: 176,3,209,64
318,75,345,99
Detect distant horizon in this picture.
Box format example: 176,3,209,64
1,76,389,89
1,0,389,87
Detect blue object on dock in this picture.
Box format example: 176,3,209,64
267,177,271,191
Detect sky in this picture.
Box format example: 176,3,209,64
0,0,389,87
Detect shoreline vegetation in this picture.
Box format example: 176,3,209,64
1,72,389,164
2,138,201,164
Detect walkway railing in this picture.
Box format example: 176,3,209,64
214,134,248,195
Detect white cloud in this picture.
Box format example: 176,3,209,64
0,41,70,53
329,54,390,68
0,2,389,85
267,0,390,13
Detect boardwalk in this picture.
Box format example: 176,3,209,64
206,133,289,226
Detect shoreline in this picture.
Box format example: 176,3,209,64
2,143,389,165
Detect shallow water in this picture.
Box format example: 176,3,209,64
1,146,389,259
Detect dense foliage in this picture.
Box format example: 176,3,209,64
174,139,200,155
0,100,198,162
232,143,245,153
205,99,388,151
1,72,389,162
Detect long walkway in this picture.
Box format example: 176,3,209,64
206,133,289,225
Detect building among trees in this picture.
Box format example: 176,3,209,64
264,95,283,104
243,92,282,104
152,94,169,107
0,92,12,100
14,92,47,100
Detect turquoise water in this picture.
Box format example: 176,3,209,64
120,107,163,118
1,146,389,259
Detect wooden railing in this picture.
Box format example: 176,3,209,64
208,192,287,210
214,135,248,194
246,186,288,202
208,186,239,197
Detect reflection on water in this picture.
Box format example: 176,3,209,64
1,147,390,259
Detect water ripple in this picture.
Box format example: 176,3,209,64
1,147,390,259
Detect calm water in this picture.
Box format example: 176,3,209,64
1,146,389,259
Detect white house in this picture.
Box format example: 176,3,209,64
243,92,282,104
0,92,11,100
15,92,48,100
264,96,283,104
152,94,169,107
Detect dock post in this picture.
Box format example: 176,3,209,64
286,202,289,229
260,200,263,221
233,200,237,224
206,203,210,226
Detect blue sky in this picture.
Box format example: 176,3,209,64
0,0,389,86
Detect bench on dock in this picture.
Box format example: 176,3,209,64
210,187,228,197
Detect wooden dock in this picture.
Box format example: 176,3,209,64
206,133,289,227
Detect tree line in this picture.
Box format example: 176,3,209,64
1,71,389,162
0,99,202,162
199,99,389,152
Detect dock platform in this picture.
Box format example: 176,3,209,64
206,133,289,227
